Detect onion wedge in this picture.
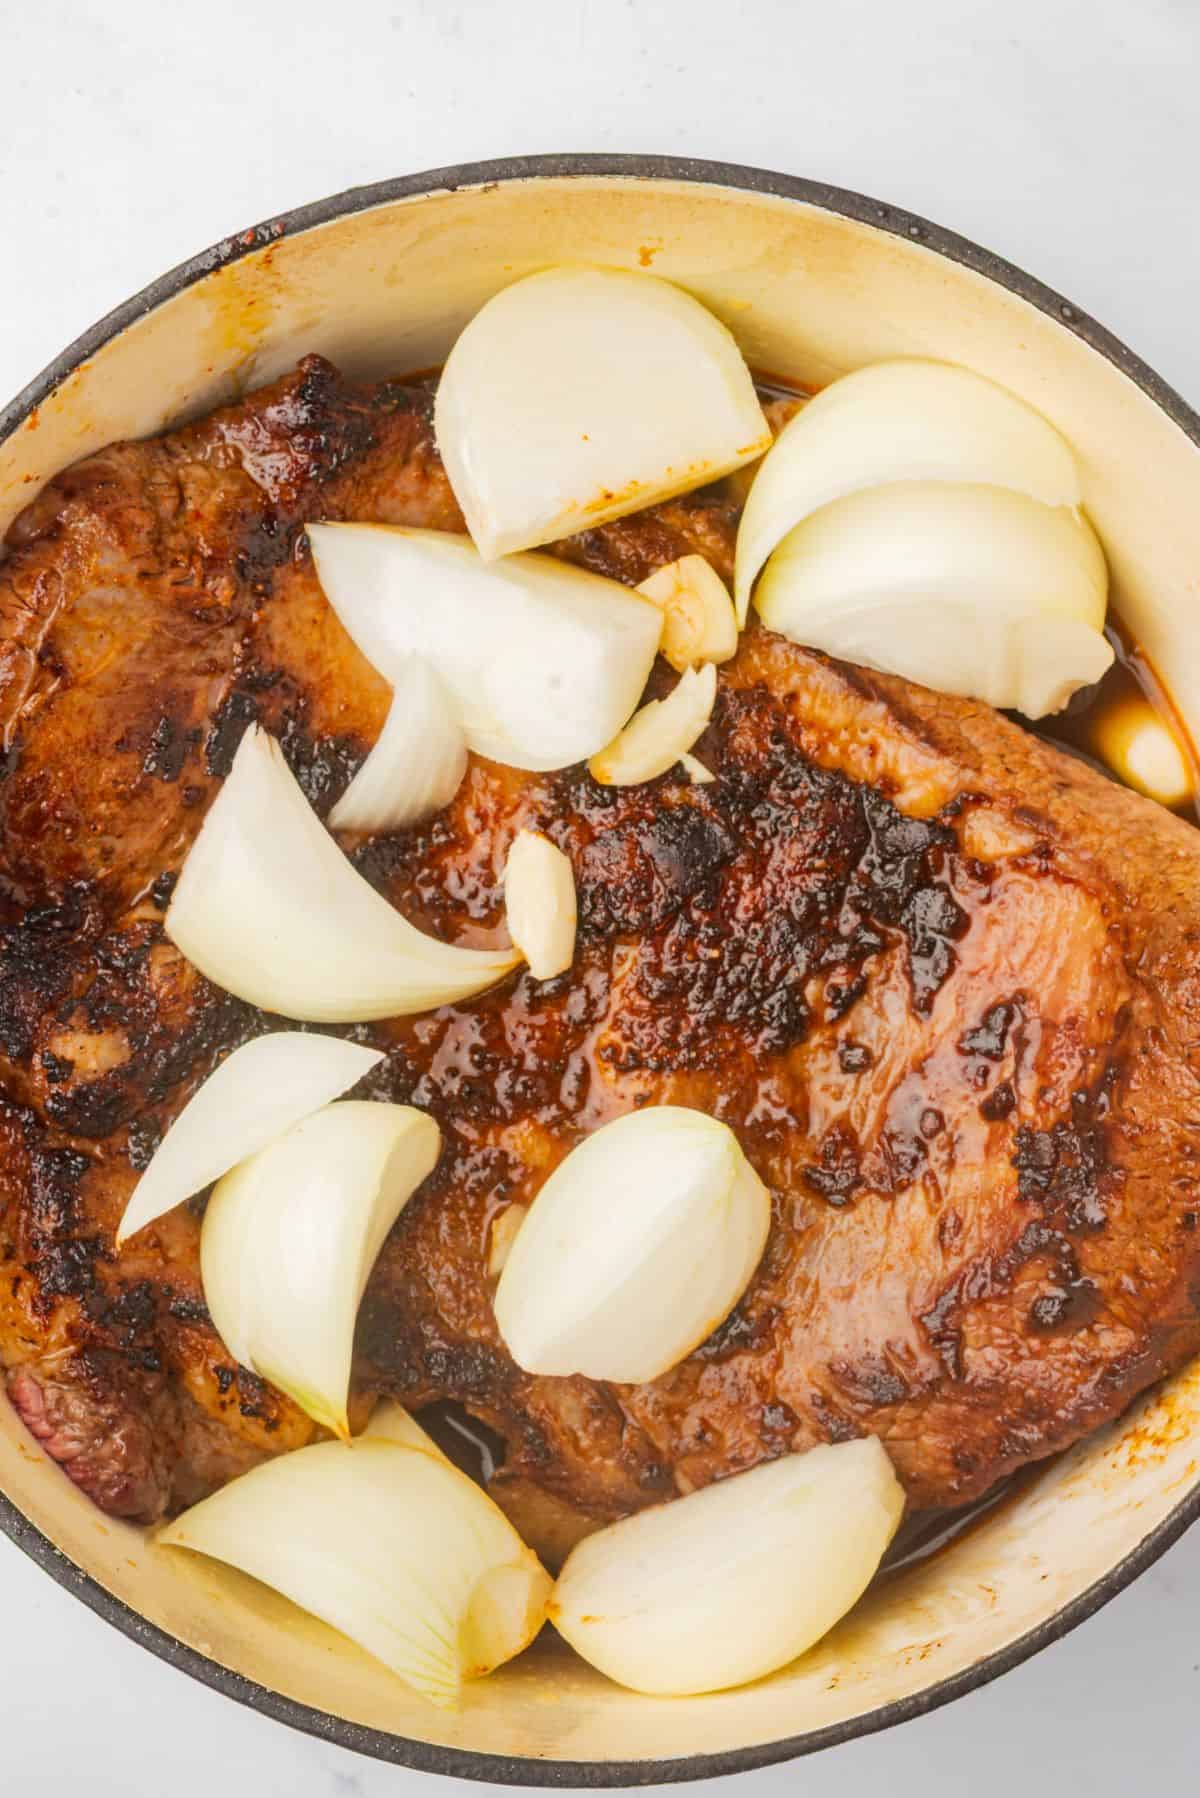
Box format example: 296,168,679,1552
165,726,521,1021
494,1105,769,1383
589,663,717,787
115,1032,383,1247
734,358,1085,620
551,1438,903,1695
755,482,1111,718
308,524,662,772
434,266,770,560
363,1400,447,1457
328,658,467,833
201,1100,439,1438
159,1436,551,1709
504,831,577,980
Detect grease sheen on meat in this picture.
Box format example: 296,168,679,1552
2,356,1200,1560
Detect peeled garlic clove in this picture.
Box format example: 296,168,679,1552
434,267,770,560
159,1437,551,1709
329,658,467,833
201,1100,440,1437
755,482,1110,718
551,1437,903,1695
504,831,577,980
735,358,1085,620
1092,695,1193,807
115,1032,383,1247
166,726,521,1022
309,524,662,772
494,1105,769,1383
635,555,739,670
589,662,717,787
679,752,716,785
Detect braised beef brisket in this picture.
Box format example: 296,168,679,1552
2,357,1199,1559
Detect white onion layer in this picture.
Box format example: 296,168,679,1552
504,831,577,980
201,1100,440,1437
116,1033,382,1247
494,1105,770,1384
329,659,467,833
589,662,717,787
159,1437,551,1709
308,525,663,772
734,358,1085,619
755,482,1111,718
166,726,520,1021
551,1437,904,1695
363,1401,447,1458
434,266,770,560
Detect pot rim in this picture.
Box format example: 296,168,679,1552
2,152,1198,1787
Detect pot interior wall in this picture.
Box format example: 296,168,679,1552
2,172,1199,1773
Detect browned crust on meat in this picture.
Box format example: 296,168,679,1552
1,356,1199,1551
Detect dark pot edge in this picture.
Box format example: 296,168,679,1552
2,151,1198,1787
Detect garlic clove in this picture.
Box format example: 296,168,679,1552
504,831,577,980
589,663,717,787
636,555,739,670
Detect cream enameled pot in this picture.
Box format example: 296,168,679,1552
2,156,1199,1785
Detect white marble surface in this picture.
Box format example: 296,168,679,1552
2,0,1199,1790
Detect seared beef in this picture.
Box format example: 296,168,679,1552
2,356,1200,1556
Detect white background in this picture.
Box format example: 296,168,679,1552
2,1,1198,1791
